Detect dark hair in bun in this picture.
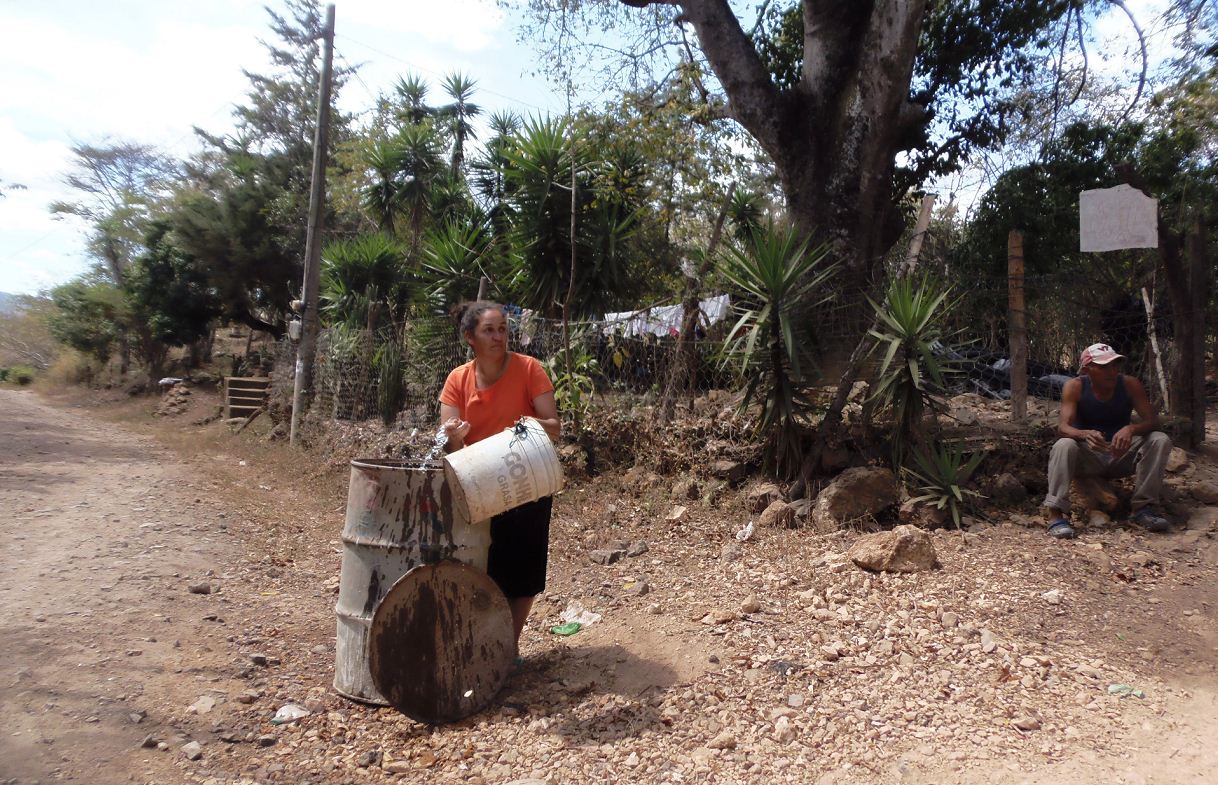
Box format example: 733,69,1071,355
451,301,504,337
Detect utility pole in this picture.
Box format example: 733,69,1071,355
290,4,336,447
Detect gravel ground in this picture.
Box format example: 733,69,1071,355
4,388,1217,785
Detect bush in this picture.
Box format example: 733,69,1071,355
2,365,36,385
41,351,98,387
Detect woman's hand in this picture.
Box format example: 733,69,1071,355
442,417,470,451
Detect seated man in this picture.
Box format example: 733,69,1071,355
1043,343,1172,539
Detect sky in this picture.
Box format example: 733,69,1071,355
0,0,570,296
0,1,1181,297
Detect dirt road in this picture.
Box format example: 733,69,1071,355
3,387,1217,785
0,389,238,785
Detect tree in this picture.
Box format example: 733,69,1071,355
509,1,1102,288
47,276,128,365
181,0,355,336
49,141,180,286
125,221,221,357
436,73,482,177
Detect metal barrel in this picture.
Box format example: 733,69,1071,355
334,458,490,705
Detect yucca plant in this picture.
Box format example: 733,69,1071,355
718,220,837,477
320,234,411,329
420,221,492,310
866,276,959,465
904,441,985,529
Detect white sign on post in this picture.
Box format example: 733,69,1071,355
1079,184,1158,252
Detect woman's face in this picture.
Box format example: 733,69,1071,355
466,308,508,358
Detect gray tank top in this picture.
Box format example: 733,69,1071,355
1076,375,1132,441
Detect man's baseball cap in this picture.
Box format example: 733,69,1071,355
1080,342,1124,369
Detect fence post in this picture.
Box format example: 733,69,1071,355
1007,230,1027,423
1187,215,1208,446
1140,286,1171,411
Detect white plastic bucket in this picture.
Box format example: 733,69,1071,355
443,417,564,522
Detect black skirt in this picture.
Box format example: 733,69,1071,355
485,496,552,598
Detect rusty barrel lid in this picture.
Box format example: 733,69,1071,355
368,560,514,724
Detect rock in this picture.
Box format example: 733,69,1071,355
188,696,217,715
256,735,276,747
625,752,640,767
704,609,736,625
626,581,650,597
711,460,748,484
1073,476,1119,512
589,548,625,565
1166,447,1190,473
980,629,997,653
1041,589,1063,605
746,483,784,513
720,541,743,562
740,594,761,614
848,525,939,573
1088,509,1113,527
128,710,147,724
626,540,649,557
384,762,412,774
672,478,701,501
820,645,841,662
1012,716,1041,731
357,750,383,768
1190,484,1218,504
181,741,203,760
665,505,689,523
558,444,587,476
898,498,948,528
759,500,795,529
707,732,737,750
950,406,979,426
249,653,269,666
234,691,260,704
187,583,212,595
818,445,850,473
811,467,899,532
989,473,1027,505
774,716,797,743
140,734,157,749
940,611,959,628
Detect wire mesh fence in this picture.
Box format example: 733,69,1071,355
272,269,1209,445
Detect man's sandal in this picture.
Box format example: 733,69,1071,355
1047,520,1077,539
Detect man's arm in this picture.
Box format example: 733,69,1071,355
1110,376,1160,456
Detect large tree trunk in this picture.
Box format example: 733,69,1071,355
680,0,927,283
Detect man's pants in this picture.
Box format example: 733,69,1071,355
1042,431,1172,514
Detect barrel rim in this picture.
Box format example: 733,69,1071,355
350,457,443,471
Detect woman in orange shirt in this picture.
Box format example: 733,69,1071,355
439,301,559,648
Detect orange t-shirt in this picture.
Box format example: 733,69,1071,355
439,353,554,445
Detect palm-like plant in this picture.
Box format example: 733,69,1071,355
320,234,411,328
436,72,481,177
719,221,837,476
728,188,765,241
394,74,432,127
904,441,985,529
866,276,959,464
420,221,492,309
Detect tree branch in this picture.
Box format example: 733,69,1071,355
1107,0,1147,123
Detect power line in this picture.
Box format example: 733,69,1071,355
335,32,556,113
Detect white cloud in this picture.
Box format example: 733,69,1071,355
341,0,507,54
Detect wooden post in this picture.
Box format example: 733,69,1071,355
477,276,489,301
290,4,336,447
1187,216,1208,446
1140,286,1171,411
902,194,937,278
1007,230,1027,423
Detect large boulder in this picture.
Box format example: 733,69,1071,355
810,467,899,533
758,500,795,529
848,525,939,573
746,482,784,513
